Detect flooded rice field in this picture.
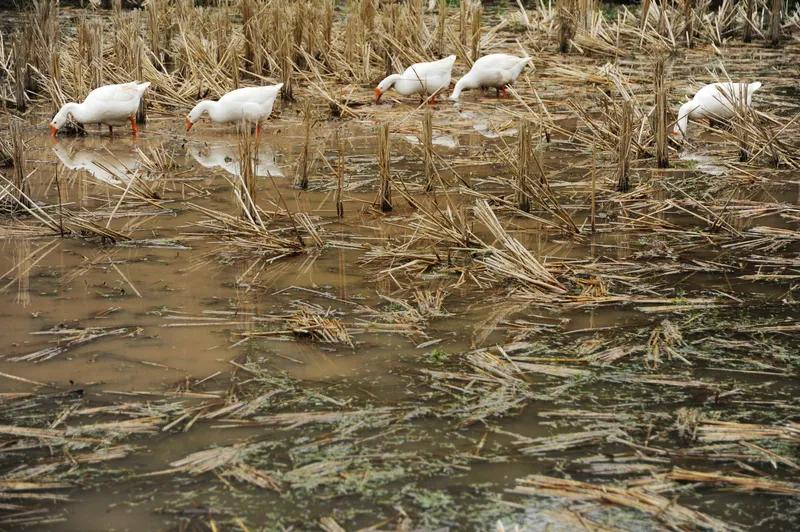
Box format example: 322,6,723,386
1,1,800,530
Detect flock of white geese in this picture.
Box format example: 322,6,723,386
48,53,763,143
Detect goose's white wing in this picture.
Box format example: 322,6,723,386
218,85,282,105
84,82,148,105
404,55,456,79
472,54,524,72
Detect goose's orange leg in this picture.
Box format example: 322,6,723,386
129,115,139,136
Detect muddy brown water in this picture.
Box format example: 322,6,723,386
2,106,797,529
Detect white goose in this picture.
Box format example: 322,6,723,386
673,82,763,140
374,55,456,103
49,82,151,137
450,54,531,100
186,84,283,135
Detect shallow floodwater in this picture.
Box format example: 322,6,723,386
2,5,800,530
2,105,798,530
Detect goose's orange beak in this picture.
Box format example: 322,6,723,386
49,124,58,137
185,117,193,132
374,88,382,103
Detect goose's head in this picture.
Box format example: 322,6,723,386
186,101,211,132
670,101,693,143
49,105,72,137
374,74,400,103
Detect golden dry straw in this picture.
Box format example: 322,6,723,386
653,58,669,168
376,123,392,212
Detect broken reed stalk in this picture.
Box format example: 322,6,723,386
12,35,28,111
459,0,468,55
0,136,11,168
410,0,424,51
297,100,313,190
28,0,59,80
83,18,104,91
135,39,146,124
681,0,694,48
422,108,435,192
515,120,532,213
279,15,294,102
436,0,447,55
769,0,782,46
590,147,596,233
470,3,482,62
653,59,669,169
10,120,31,208
577,0,596,30
335,128,344,219
240,0,257,70
616,100,633,192
733,86,753,162
557,0,576,54
743,0,754,43
322,0,334,52
376,123,392,212
237,123,258,222
640,0,651,28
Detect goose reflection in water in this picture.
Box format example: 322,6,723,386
52,139,141,185
188,141,283,178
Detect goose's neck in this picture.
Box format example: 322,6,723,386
451,77,468,99
452,74,477,99
674,101,693,138
60,102,86,123
378,74,402,93
190,100,218,122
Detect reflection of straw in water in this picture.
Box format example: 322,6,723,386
14,239,30,307
296,100,313,190
334,128,345,218
237,124,259,224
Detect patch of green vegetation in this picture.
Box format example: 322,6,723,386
404,486,453,511
674,158,699,169
424,347,451,364
506,20,529,34
381,302,408,313
600,2,620,21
